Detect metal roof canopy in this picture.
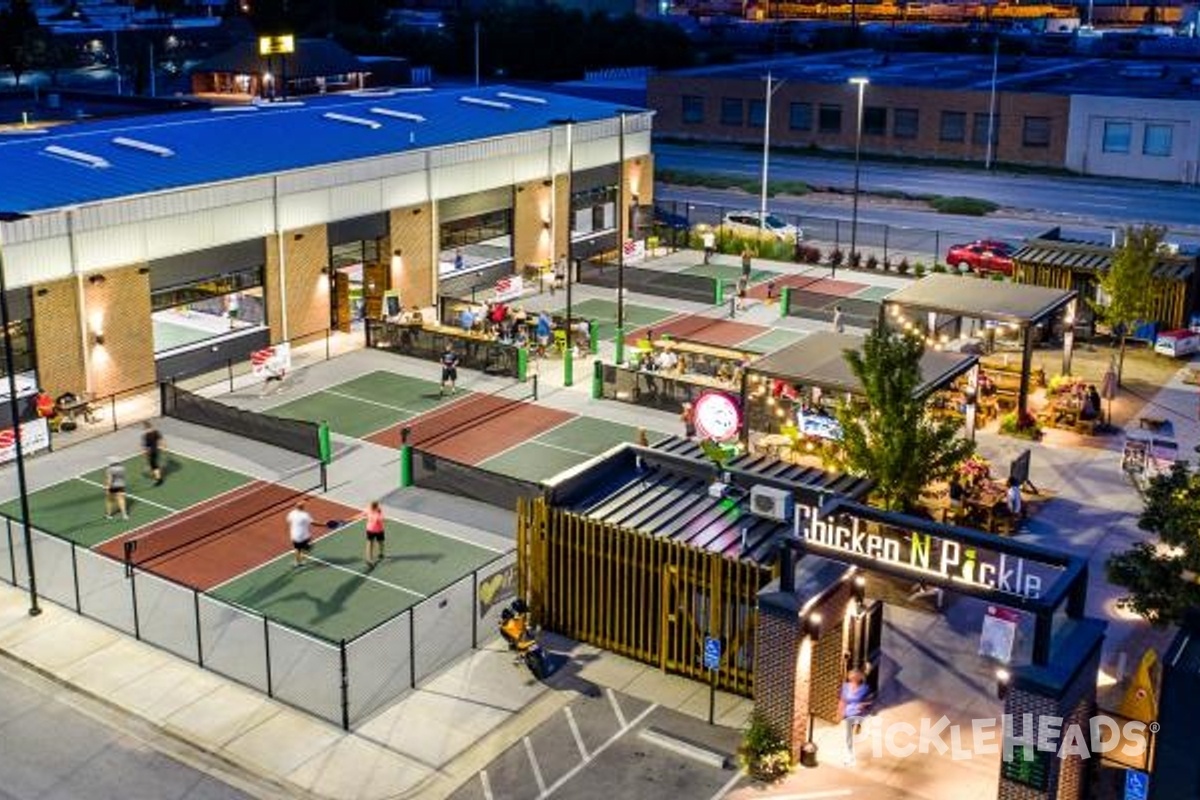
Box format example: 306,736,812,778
747,330,978,399
1013,240,1196,283
882,274,1077,327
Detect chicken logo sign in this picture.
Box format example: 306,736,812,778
0,418,50,465
250,343,291,379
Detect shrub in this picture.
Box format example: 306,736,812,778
739,712,793,782
865,254,879,270
849,251,862,269
991,272,1005,281
999,410,1042,440
897,258,911,275
828,248,844,269
931,263,947,273
796,244,822,265
914,262,926,278
927,196,1000,216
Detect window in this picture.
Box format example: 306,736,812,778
789,102,813,131
972,113,999,146
682,95,704,124
1022,116,1051,148
1102,121,1131,154
0,319,35,378
1143,124,1173,157
893,108,919,140
939,111,965,143
818,104,842,134
720,98,743,126
151,267,266,353
863,106,887,136
748,99,765,128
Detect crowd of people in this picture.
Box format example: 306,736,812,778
454,300,590,357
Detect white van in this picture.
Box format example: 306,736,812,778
1154,329,1200,358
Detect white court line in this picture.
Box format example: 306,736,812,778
606,688,628,729
479,770,495,800
321,388,429,417
524,737,548,796
564,706,589,760
307,554,428,599
707,770,745,800
478,417,580,466
541,702,658,799
77,477,180,514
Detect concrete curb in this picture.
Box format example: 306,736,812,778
638,726,731,769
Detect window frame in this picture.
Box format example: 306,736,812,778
682,95,704,125
862,106,888,137
818,103,842,134
939,111,966,143
1101,121,1132,154
1142,123,1173,157
893,108,919,140
789,101,813,132
720,97,744,127
1022,116,1052,148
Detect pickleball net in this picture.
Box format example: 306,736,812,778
404,375,539,450
161,382,323,460
122,462,325,570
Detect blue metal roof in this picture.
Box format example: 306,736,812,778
0,87,643,214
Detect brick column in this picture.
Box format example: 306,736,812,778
997,619,1105,800
82,265,154,397
32,276,86,397
514,180,553,276
389,203,434,309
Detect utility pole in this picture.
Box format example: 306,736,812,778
985,35,1000,171
759,72,784,235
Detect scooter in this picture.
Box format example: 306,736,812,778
499,599,550,680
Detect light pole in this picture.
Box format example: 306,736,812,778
759,71,784,237
847,76,869,278
0,211,40,616
984,35,999,170
615,109,641,366
550,118,576,387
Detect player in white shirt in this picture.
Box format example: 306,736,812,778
287,500,314,566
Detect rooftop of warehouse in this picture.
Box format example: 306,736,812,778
656,49,1200,100
0,86,646,214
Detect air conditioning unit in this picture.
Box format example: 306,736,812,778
750,485,793,522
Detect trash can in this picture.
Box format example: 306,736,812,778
800,741,819,768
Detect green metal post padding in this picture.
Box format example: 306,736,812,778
318,422,332,465
399,444,413,488
780,286,791,317
517,347,528,382
589,320,599,354
592,358,603,399
563,347,574,387
615,325,625,365
713,278,724,306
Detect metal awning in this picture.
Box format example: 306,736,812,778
746,331,977,399
1013,244,1196,282
882,274,1076,326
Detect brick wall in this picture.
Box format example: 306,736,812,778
281,224,330,343
82,265,155,397
623,154,654,242
553,175,569,267
514,179,553,273
648,76,1069,168
263,236,283,344
32,276,85,397
810,580,854,724
389,203,434,308
754,600,804,760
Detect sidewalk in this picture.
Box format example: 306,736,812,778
0,581,753,800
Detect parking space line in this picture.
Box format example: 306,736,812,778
541,703,658,799
524,737,548,796
564,706,589,760
606,688,627,728
479,770,495,800
707,770,745,800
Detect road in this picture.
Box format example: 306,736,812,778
0,657,271,800
654,143,1200,234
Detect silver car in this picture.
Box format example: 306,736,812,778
721,210,801,242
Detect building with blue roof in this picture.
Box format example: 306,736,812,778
0,85,654,404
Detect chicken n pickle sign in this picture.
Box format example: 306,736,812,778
800,506,1054,600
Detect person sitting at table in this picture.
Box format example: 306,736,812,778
33,388,61,431
489,301,508,331
1005,477,1023,519
459,306,476,333
655,347,678,373
715,362,734,385
1083,384,1102,421
513,325,529,349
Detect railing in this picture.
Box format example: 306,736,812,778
596,362,727,415
0,517,516,730
366,320,526,380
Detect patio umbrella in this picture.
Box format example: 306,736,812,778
1101,357,1118,427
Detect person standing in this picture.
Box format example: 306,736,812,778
364,500,386,567
702,229,716,264
454,249,465,271
735,274,749,312
103,457,129,520
837,669,872,767
226,293,240,329
1006,476,1023,519
535,310,553,357
741,247,753,278
833,305,845,334
680,402,696,439
287,500,314,567
142,421,164,486
440,342,460,396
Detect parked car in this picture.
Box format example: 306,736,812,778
652,204,690,231
721,210,801,242
945,240,1015,275
1154,328,1200,358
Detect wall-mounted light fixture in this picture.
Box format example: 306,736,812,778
852,574,867,606
320,266,329,275
631,193,640,205
802,612,823,640
411,208,421,216
996,668,1011,700
35,288,49,297
393,249,402,256
93,333,105,346
87,274,106,286
138,266,150,275
293,233,305,241
543,220,551,230
542,179,553,188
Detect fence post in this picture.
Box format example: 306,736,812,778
471,568,479,648
399,427,413,488
194,590,204,667
934,230,940,267
130,569,141,640
110,394,118,432
517,347,528,382
835,219,841,251
591,359,603,400
563,347,573,388
325,328,331,360
532,373,539,402
339,639,350,731
780,286,792,318
70,544,80,612
589,320,599,354
713,277,724,306
4,520,13,584
263,616,273,697
318,421,332,466
408,611,417,688
227,359,234,393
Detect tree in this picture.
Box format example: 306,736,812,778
0,0,46,88
833,324,975,511
1107,460,1200,626
1094,224,1162,386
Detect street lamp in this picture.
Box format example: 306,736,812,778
759,71,784,238
0,211,40,616
549,118,576,387
616,108,643,367
847,76,869,279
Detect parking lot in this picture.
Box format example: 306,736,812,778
448,688,744,800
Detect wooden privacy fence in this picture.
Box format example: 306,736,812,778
517,497,771,696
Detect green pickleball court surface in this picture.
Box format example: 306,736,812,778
210,519,498,641
564,298,676,342
266,371,453,438
480,417,669,483
739,328,807,354
0,452,252,548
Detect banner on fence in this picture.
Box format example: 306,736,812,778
0,417,50,464
250,342,291,378
494,275,524,302
622,239,646,264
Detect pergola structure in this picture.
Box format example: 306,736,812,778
883,275,1077,417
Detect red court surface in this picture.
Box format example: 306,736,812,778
97,483,357,591
367,394,573,463
747,273,865,300
627,315,766,349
